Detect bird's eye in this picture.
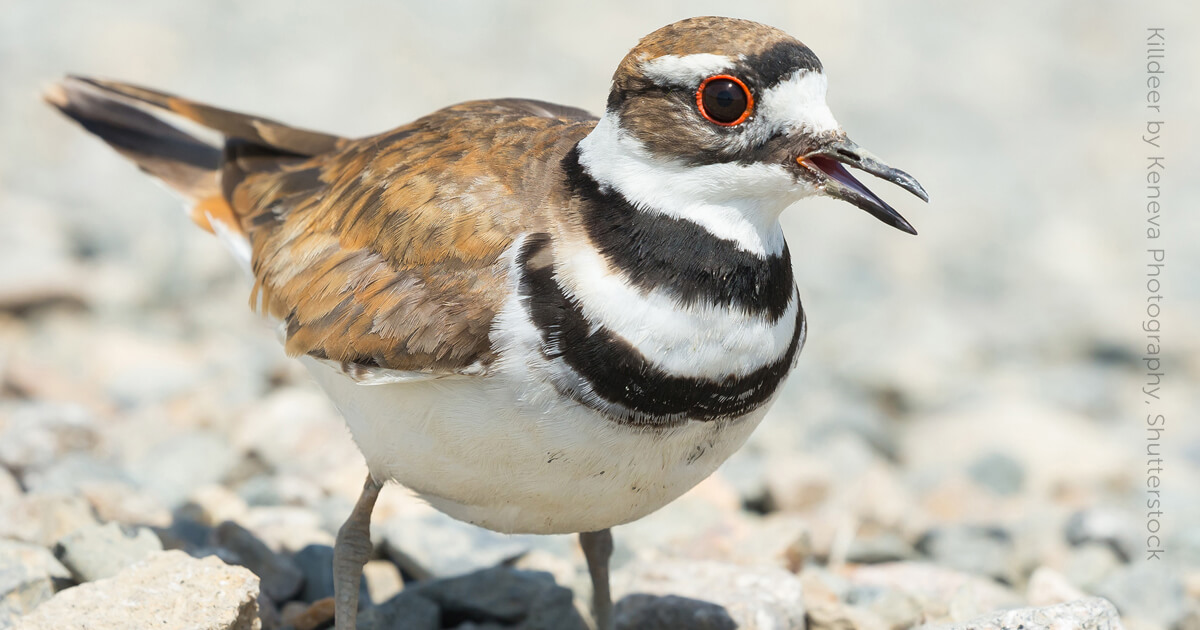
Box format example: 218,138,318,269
696,75,753,126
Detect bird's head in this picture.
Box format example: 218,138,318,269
587,16,927,237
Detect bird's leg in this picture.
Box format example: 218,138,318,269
334,473,383,630
579,528,615,630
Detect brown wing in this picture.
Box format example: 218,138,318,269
228,99,596,374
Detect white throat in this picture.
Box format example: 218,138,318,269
576,113,807,257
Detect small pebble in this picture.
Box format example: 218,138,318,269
212,520,304,602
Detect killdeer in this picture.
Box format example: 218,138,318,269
46,16,925,630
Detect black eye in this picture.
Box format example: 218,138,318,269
696,75,753,126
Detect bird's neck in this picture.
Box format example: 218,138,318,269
574,112,800,257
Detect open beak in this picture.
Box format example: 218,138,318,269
797,137,928,235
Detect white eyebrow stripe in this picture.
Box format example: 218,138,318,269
759,69,839,135
640,53,736,87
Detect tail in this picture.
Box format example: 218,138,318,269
44,76,344,262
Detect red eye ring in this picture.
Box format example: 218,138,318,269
696,74,754,126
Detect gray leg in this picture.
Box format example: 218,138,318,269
580,529,615,630
334,474,383,630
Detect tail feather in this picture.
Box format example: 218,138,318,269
44,76,344,243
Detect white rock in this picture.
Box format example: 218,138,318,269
916,597,1124,630
14,550,260,630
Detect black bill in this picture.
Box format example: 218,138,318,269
798,137,928,235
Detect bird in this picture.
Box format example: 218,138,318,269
45,15,926,630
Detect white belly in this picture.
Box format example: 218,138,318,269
301,355,766,535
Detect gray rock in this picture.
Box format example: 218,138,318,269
409,566,568,625
358,591,440,630
916,597,1124,630
613,560,805,630
20,453,129,495
845,562,1023,622
615,594,737,630
0,402,97,473
519,585,588,630
126,431,239,509
1093,561,1186,627
846,532,917,564
212,520,304,602
0,492,99,548
1065,509,1137,562
966,451,1025,496
845,586,923,630
155,517,214,552
380,511,538,580
1063,543,1121,592
915,525,1019,584
14,550,260,630
291,544,369,606
0,540,73,623
54,521,163,582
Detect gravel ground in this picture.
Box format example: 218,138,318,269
2,2,1198,629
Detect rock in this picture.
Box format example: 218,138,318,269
1065,508,1137,562
801,568,888,630
177,484,250,526
14,550,261,630
77,480,172,528
20,453,127,495
845,586,924,630
0,540,73,623
285,598,335,630
54,521,163,582
613,560,805,630
615,594,738,630
914,525,1019,584
1063,543,1122,592
362,559,404,607
846,531,916,565
1093,561,1187,628
520,584,588,630
915,597,1123,630
0,492,99,548
291,544,368,606
1026,566,1087,607
380,511,538,579
845,562,1023,623
212,521,304,602
0,402,97,473
240,506,333,552
965,451,1025,496
409,566,571,625
0,467,20,505
126,431,239,509
155,517,213,553
357,591,440,630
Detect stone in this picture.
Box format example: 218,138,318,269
615,594,738,630
846,531,917,565
54,521,163,582
965,451,1025,496
1026,566,1087,607
177,484,250,526
287,598,335,630
357,591,440,630
211,521,304,603
291,544,368,606
613,560,805,630
845,586,924,630
362,559,404,607
409,566,565,624
14,550,261,630
845,562,1023,623
0,540,73,623
520,584,588,630
126,431,239,509
1063,543,1121,592
0,402,97,473
77,480,172,528
0,492,99,548
1065,508,1137,562
155,516,214,553
1093,561,1187,628
380,511,538,580
914,525,1019,584
915,597,1124,630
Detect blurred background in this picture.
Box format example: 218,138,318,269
1,1,1198,629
